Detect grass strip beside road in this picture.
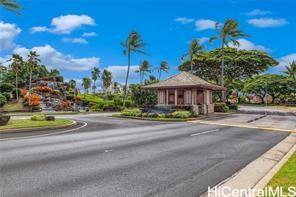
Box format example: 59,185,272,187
0,119,73,132
264,152,296,195
112,114,197,122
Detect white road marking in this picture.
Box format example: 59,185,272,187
190,129,219,137
0,121,88,141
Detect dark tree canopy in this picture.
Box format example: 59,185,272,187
179,48,278,86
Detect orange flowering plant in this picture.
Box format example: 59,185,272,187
24,93,41,107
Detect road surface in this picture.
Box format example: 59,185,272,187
0,115,289,197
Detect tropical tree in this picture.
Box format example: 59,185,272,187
101,69,112,93
82,77,91,96
50,69,60,77
158,61,169,80
27,51,40,93
9,54,23,100
181,39,203,71
210,19,248,101
68,79,76,90
0,0,21,13
91,67,100,94
179,48,277,86
137,60,151,84
121,31,146,105
284,61,296,80
113,82,121,94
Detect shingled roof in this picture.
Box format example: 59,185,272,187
142,71,226,90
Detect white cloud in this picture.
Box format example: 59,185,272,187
268,53,296,73
247,18,288,28
244,9,271,16
199,37,210,44
104,65,139,83
195,19,217,31
62,37,88,44
174,17,194,24
13,45,99,71
82,32,97,37
228,38,270,51
30,14,95,34
0,21,21,51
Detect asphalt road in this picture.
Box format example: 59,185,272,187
0,115,289,197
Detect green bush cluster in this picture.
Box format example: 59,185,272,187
121,109,193,119
214,103,229,112
31,113,46,121
171,111,192,118
0,94,7,107
121,108,142,117
0,83,14,93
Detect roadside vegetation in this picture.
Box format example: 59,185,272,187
117,108,197,121
0,118,73,131
263,152,296,196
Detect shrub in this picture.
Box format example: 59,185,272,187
142,112,148,117
172,110,192,118
45,116,55,121
0,115,10,126
24,93,41,107
2,92,11,102
11,88,21,99
214,103,229,112
121,108,141,117
91,105,102,112
227,104,238,111
0,83,14,93
158,113,166,118
0,94,7,107
147,113,158,118
31,113,46,121
124,100,134,108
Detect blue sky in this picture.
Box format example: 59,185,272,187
1,0,295,88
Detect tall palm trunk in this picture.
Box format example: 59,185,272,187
29,69,33,110
123,48,131,107
158,70,161,80
15,72,18,100
221,42,226,102
93,80,96,94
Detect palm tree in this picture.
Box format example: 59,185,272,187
284,61,296,80
0,0,21,13
101,69,112,94
181,39,203,71
68,79,76,90
121,31,146,105
113,82,121,94
10,54,23,100
27,51,40,94
158,61,169,80
137,60,151,84
82,77,91,96
91,67,100,94
210,19,248,101
50,69,60,77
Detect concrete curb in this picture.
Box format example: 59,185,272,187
203,133,296,197
0,120,77,134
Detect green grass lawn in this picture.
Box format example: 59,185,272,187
112,114,197,122
0,119,73,131
264,152,296,195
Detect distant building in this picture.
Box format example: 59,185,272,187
142,71,226,115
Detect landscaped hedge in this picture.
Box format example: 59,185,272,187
0,83,14,93
171,111,192,118
214,103,229,112
0,94,7,107
31,113,46,121
121,108,142,117
1,92,11,102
